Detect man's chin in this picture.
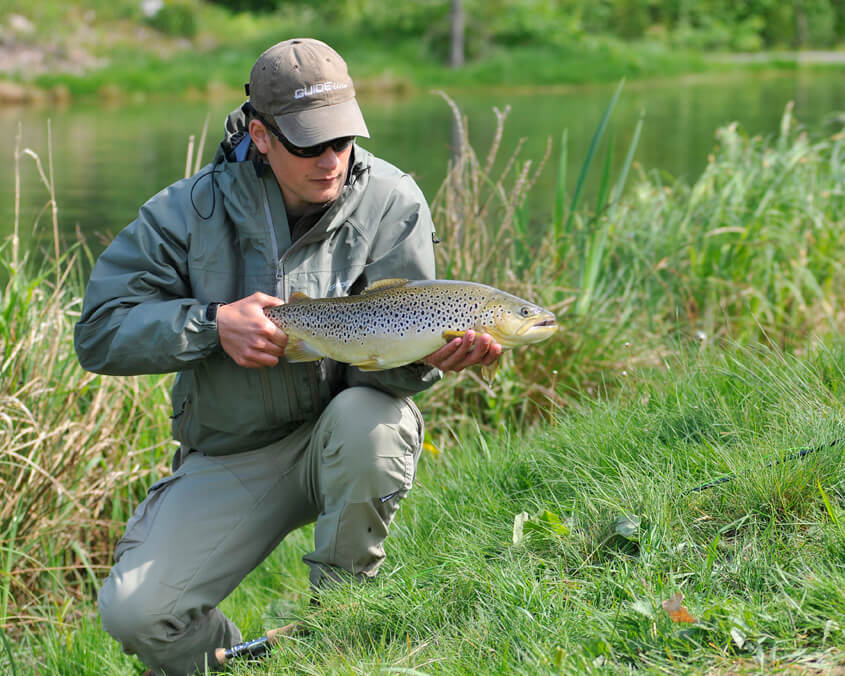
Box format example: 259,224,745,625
309,185,342,204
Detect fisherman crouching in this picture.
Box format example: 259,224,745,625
74,38,502,676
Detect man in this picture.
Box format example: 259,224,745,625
74,38,501,675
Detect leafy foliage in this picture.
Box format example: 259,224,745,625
198,0,845,51
421,91,845,447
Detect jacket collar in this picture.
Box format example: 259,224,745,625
211,125,373,261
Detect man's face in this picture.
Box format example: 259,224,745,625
249,119,352,216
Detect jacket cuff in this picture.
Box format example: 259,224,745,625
200,302,226,351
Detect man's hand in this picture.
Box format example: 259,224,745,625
423,330,502,373
217,292,288,368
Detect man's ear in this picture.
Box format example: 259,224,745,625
248,119,271,154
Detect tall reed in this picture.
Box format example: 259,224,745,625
422,95,845,447
0,144,173,633
423,86,644,438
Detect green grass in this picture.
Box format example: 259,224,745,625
13,339,845,674
1,97,845,672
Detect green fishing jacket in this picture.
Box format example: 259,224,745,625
74,106,441,455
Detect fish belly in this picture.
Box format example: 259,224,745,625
285,328,446,371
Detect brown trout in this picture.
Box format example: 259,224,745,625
263,278,558,371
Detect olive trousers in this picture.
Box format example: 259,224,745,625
97,386,424,676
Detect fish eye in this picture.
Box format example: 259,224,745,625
520,306,533,317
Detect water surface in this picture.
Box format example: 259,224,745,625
2,70,843,266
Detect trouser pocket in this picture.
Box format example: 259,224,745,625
305,390,424,585
113,474,182,563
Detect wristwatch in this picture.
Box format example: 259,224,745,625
205,302,225,322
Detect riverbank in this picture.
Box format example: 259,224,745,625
1,12,842,106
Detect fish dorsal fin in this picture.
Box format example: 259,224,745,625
362,278,409,295
288,291,311,303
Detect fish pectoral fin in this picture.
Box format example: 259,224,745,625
288,291,311,303
350,358,387,372
284,338,324,363
442,330,468,341
481,361,499,383
361,278,409,294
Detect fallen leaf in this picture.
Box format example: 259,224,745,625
613,514,641,541
730,627,746,649
512,511,531,545
512,509,570,545
533,510,570,537
631,599,655,619
661,593,698,624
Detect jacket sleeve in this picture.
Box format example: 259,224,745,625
74,186,221,376
344,173,443,397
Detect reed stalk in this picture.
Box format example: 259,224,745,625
1,139,173,633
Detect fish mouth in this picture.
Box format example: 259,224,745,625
516,314,558,336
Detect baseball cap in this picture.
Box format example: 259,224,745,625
246,38,370,147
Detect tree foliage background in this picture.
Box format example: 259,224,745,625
204,0,844,53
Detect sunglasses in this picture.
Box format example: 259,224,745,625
251,112,353,159
273,130,355,158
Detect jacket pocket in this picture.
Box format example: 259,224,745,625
171,394,192,445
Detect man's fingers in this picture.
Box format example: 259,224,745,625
232,337,286,367
430,332,474,371
238,352,280,368
266,325,288,350
424,331,502,373
452,333,485,368
253,291,285,308
478,341,502,366
217,293,289,368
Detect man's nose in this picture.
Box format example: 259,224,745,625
315,148,340,169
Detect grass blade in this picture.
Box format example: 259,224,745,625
553,129,568,241
611,112,644,207
562,78,625,237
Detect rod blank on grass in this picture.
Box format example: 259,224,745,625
686,437,843,493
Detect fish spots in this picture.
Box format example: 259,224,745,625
262,280,556,360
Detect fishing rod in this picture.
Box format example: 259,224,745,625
213,621,300,665
685,437,844,494
142,623,300,675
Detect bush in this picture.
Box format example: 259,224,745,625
146,0,197,38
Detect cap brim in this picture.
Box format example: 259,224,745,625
274,98,370,147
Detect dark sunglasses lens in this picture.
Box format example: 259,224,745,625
331,136,355,152
291,137,354,157
285,141,318,157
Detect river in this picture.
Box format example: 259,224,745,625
1,69,843,267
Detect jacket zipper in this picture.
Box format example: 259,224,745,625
258,177,285,297
260,167,363,425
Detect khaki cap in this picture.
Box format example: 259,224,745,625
247,38,369,147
